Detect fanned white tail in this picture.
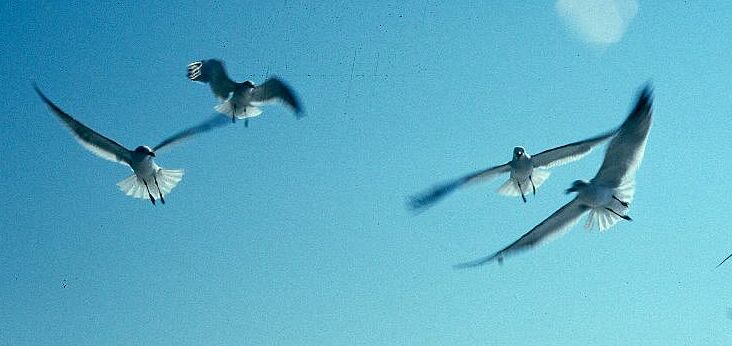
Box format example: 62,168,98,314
584,178,634,231
584,208,624,231
497,178,523,197
214,101,262,119
117,168,184,200
496,169,551,197
614,179,636,206
529,168,551,190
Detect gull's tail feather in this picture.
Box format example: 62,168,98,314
530,169,551,191
154,168,184,197
117,174,148,199
614,179,636,206
582,179,634,231
497,179,522,197
584,207,625,231
214,102,263,119
116,169,184,200
497,171,551,198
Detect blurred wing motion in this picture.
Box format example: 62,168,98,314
34,84,132,165
187,59,237,101
408,163,510,212
251,77,304,117
532,129,617,169
153,114,231,152
592,86,654,190
454,198,588,268
453,84,654,268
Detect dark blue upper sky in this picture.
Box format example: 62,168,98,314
2,1,731,345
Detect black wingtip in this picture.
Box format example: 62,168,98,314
642,86,653,103
32,84,60,113
717,253,732,269
453,255,499,270
406,178,468,214
620,82,654,126
638,82,654,108
406,194,439,214
405,196,430,215
32,82,45,99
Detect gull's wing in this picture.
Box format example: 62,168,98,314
251,77,304,118
153,114,231,152
591,85,653,190
531,129,617,169
454,197,588,268
408,163,511,212
34,85,132,165
187,59,237,101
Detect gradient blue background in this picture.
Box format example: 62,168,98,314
2,1,731,345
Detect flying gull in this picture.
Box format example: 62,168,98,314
455,84,653,267
409,121,618,210
187,59,303,126
34,84,229,205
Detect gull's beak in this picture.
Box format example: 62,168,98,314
149,152,156,157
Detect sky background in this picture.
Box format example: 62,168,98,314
1,1,732,345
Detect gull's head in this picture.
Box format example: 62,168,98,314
134,145,156,157
513,147,526,159
566,180,588,194
243,80,255,88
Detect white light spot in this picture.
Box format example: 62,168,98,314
556,0,639,45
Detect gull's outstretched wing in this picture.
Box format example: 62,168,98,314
187,59,237,101
251,77,304,118
592,85,653,189
408,163,511,212
454,197,588,268
532,129,617,169
153,114,231,152
34,85,132,165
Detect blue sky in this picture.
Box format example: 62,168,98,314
2,1,732,345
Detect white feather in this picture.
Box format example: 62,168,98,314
116,168,184,200
214,102,263,119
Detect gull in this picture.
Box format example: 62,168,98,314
35,85,229,205
409,125,617,211
187,59,304,126
455,85,653,267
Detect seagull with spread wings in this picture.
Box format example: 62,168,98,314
187,59,304,126
409,121,617,210
35,85,229,205
455,84,653,267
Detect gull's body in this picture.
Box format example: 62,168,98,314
35,85,229,205
187,59,303,126
409,128,617,211
456,85,654,267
